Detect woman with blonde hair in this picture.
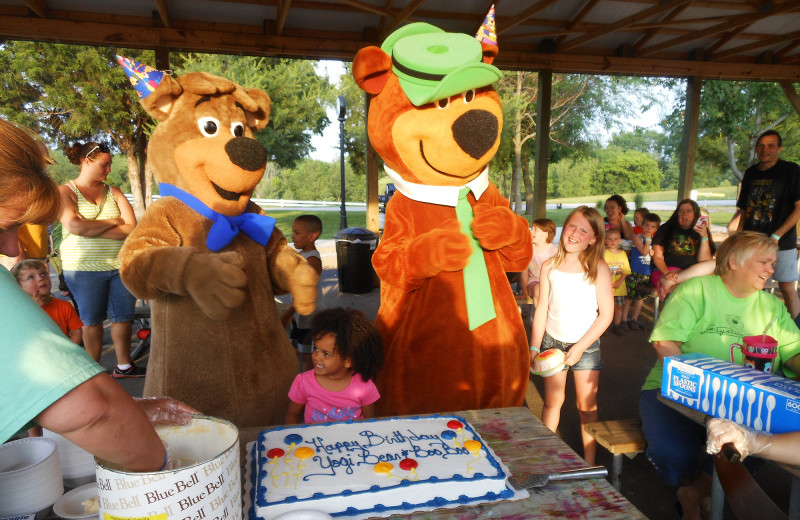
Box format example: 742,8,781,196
0,117,196,469
641,230,800,520
58,141,142,376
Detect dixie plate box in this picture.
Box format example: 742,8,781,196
661,353,800,433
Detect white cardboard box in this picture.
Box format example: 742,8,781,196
662,353,800,433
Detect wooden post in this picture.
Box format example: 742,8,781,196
533,69,552,219
154,47,170,70
677,76,701,201
365,92,380,234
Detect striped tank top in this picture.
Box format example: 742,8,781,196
60,182,123,272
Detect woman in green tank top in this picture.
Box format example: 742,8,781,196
57,141,144,378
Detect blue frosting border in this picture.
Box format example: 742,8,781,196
249,414,512,519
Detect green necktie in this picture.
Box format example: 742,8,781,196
456,186,496,330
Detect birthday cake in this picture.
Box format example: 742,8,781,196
246,415,520,519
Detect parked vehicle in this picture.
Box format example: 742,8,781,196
378,184,396,213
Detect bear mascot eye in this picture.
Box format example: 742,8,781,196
231,122,245,137
462,89,476,103
198,116,220,137
436,97,450,109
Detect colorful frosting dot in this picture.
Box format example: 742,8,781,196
266,448,285,459
373,462,393,474
447,420,463,430
441,430,456,440
284,434,303,445
464,440,482,453
294,447,314,459
399,458,418,471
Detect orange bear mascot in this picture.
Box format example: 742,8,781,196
353,20,532,416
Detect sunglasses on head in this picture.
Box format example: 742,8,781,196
85,143,110,158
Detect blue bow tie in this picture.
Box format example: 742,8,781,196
159,183,275,252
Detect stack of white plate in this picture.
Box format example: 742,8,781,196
43,429,96,487
0,437,64,517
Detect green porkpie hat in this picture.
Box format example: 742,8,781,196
381,22,502,107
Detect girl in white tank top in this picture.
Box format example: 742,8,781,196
529,207,614,465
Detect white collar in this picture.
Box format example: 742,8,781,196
384,166,490,207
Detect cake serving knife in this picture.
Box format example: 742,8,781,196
508,466,608,489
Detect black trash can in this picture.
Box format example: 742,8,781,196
335,227,378,294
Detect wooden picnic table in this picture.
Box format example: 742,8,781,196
239,406,646,519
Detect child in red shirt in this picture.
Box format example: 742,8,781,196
12,259,82,345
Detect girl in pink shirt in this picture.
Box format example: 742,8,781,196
286,308,384,424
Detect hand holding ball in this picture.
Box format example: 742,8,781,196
531,349,566,377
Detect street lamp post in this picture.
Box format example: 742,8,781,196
337,95,347,230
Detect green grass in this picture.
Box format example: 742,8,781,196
549,186,737,205
266,209,367,240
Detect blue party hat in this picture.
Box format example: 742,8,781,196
116,55,164,99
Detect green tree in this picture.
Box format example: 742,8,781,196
178,54,333,169
0,41,154,214
593,146,662,193
663,80,800,184
261,158,365,202
495,72,654,214
338,63,370,177
548,156,599,198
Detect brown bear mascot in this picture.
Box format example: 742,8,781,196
353,22,532,416
118,59,317,427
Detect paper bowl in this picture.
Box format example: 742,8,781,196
42,429,96,487
52,483,98,519
0,437,64,516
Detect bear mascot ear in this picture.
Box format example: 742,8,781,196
352,46,393,95
140,73,184,122
243,88,271,131
481,41,498,65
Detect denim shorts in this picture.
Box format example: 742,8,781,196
772,248,799,283
542,332,603,371
63,269,136,326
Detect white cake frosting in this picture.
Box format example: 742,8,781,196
247,415,516,519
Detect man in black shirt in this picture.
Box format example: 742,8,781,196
737,130,800,318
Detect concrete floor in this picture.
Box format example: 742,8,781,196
98,241,794,520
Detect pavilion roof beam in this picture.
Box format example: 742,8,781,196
774,39,800,60
501,0,562,34
638,2,800,57
375,0,394,38
704,25,745,55
337,0,389,18
632,4,689,52
23,0,49,19
559,0,690,52
555,0,601,47
153,0,170,28
275,0,292,35
711,28,800,60
380,0,426,39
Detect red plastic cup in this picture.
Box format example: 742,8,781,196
730,335,778,373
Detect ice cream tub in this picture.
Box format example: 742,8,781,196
95,416,240,520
